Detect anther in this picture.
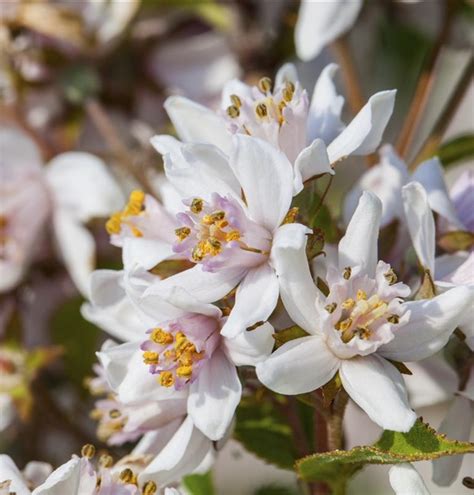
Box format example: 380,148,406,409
341,298,355,310
143,351,159,365
226,230,240,242
81,444,96,459
230,94,242,108
109,409,121,419
336,318,353,332
387,314,400,324
227,105,240,118
258,77,272,94
159,371,174,387
99,454,114,468
190,198,204,214
176,365,193,378
255,102,268,118
356,290,367,301
175,227,191,241
343,267,352,280
119,468,136,484
283,81,295,102
142,480,158,495
150,328,173,345
325,302,337,313
384,268,398,285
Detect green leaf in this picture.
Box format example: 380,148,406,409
234,397,297,470
438,230,474,253
273,326,309,349
183,471,215,495
296,419,474,490
438,134,474,166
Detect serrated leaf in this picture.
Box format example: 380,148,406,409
234,398,297,470
438,134,474,166
183,471,215,495
273,326,309,349
438,230,474,253
296,419,474,489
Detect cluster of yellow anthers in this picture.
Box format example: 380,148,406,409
225,76,296,127
325,268,400,343
175,198,241,263
142,328,204,388
105,190,145,237
80,444,157,494
90,406,127,443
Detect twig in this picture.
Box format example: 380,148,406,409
85,99,154,194
396,1,456,158
327,389,349,451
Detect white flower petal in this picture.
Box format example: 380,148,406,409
256,335,340,395
138,416,212,487
411,157,463,229
432,396,474,487
0,455,31,495
53,211,95,298
0,394,15,431
402,181,435,274
144,265,246,305
389,463,430,495
32,458,82,495
270,223,320,334
307,63,345,144
221,79,253,109
132,418,183,456
88,269,125,307
188,348,241,441
220,263,279,338
224,322,274,367
122,237,174,272
339,355,417,432
295,0,363,61
230,135,293,232
163,96,232,155
327,90,396,164
338,191,382,277
275,62,298,86
45,152,123,223
379,286,474,362
293,139,333,194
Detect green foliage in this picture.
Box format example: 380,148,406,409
296,419,474,492
51,297,101,388
234,397,297,470
438,134,474,166
183,471,215,495
60,65,100,104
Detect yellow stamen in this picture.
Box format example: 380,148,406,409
119,468,137,484
325,302,337,313
81,444,96,459
109,409,121,419
336,318,353,332
343,267,352,280
190,198,204,214
356,289,367,301
176,365,193,378
341,298,355,310
258,77,272,94
282,207,299,224
143,351,159,365
388,314,400,324
159,371,174,387
384,268,398,285
256,102,268,118
227,105,240,118
99,454,113,468
105,212,122,235
150,328,173,345
230,94,241,108
142,481,158,495
226,230,241,242
175,227,191,241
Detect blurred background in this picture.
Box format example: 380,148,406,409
0,1,473,494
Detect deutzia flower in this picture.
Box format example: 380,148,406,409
295,0,363,61
0,126,123,296
256,192,473,431
389,463,430,495
96,286,273,441
155,63,396,193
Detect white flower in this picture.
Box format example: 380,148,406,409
96,285,273,441
256,192,473,431
156,63,396,193
389,463,430,495
0,126,124,296
432,366,474,487
295,0,363,61
402,181,474,349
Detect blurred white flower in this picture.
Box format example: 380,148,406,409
256,192,473,431
0,126,124,296
389,463,430,495
295,0,363,61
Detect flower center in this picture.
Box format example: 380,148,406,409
105,189,145,237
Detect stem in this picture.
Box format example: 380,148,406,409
85,99,154,194
396,2,455,159
331,36,365,115
327,389,349,451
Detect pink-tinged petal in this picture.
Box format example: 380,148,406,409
163,96,232,155
122,237,174,272
271,223,320,334
432,396,474,487
188,349,241,440
32,458,83,495
338,191,382,277
295,0,363,61
327,91,396,164
449,169,474,231
0,455,31,495
230,135,293,232
402,182,435,274
307,64,345,144
411,157,463,229
434,252,469,281
379,286,474,362
294,139,333,194
132,417,183,456
45,152,124,223
256,335,340,395
138,416,212,487
389,464,430,495
220,263,279,338
158,286,222,320
53,211,95,298
339,355,416,432
224,322,274,366
145,265,246,305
